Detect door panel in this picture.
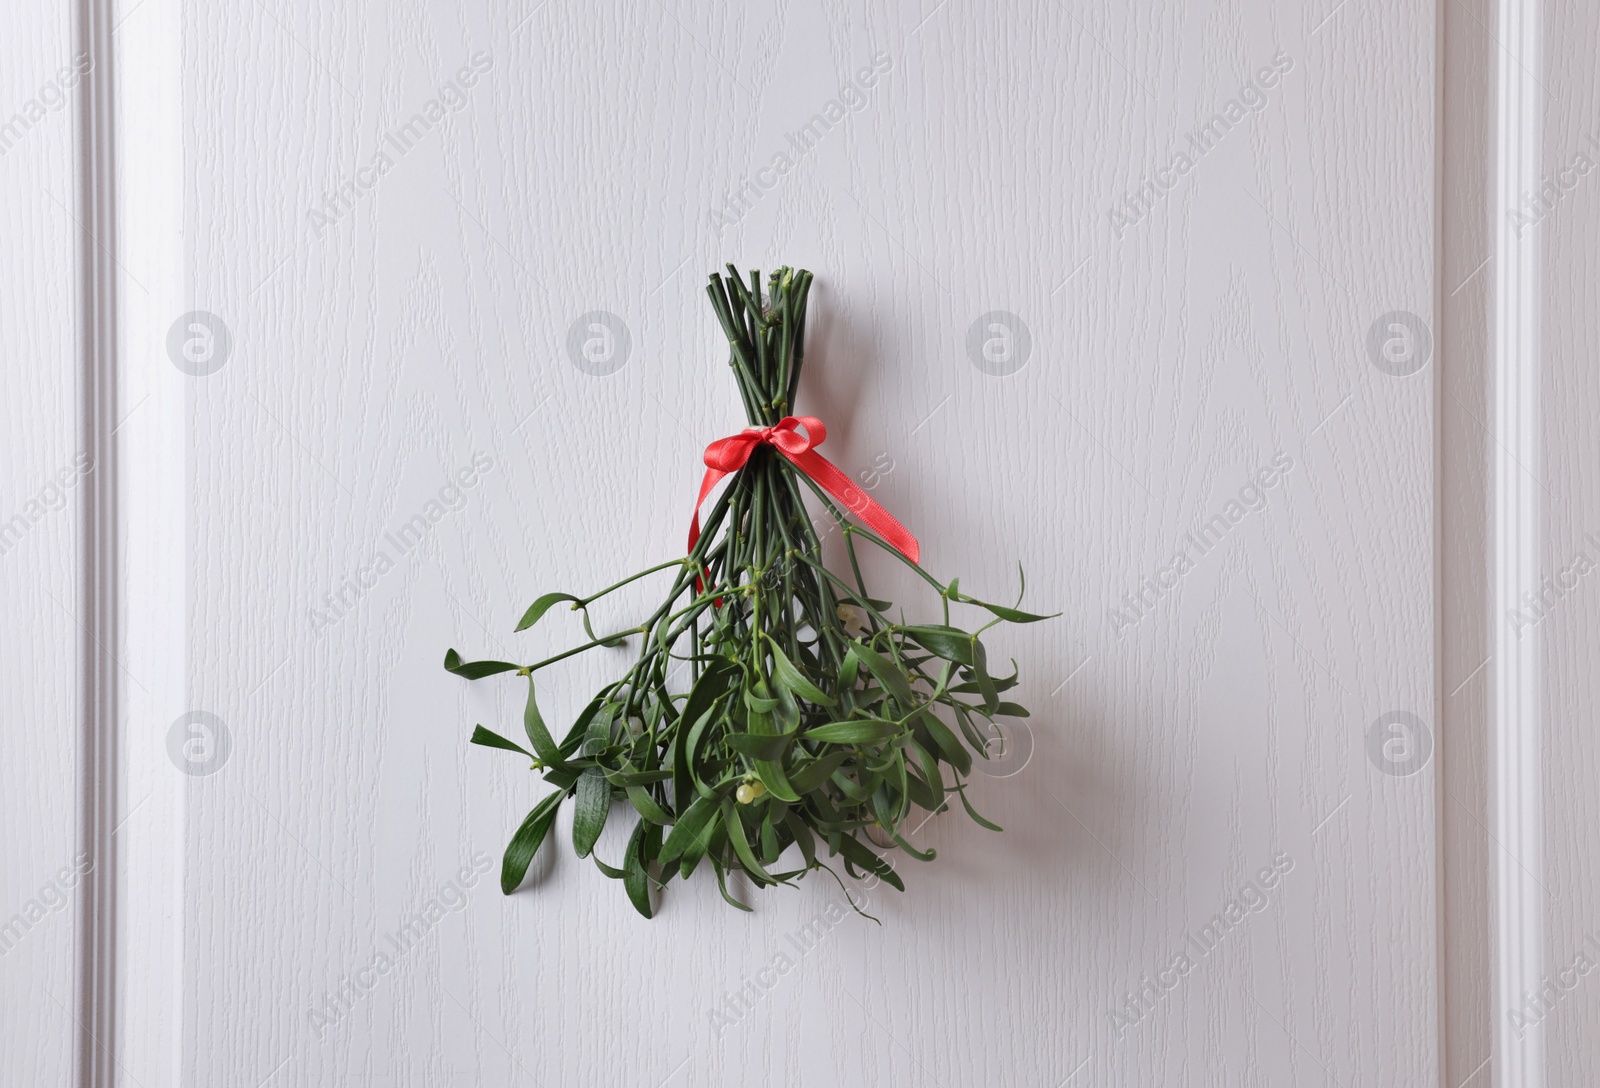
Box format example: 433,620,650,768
0,2,89,1083
175,3,1439,1084
1533,1,1600,1079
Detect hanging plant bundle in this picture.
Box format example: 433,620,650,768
446,265,1051,918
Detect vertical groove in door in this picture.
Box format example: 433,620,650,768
1439,0,1498,1083
74,0,118,1083
1492,0,1543,1084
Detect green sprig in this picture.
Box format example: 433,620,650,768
447,266,1055,917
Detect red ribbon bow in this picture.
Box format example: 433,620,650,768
688,415,920,565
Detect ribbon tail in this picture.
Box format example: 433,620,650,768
785,449,921,565
688,467,730,556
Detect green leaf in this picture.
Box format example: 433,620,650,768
580,611,630,646
625,784,673,824
559,694,609,756
675,661,738,812
712,858,753,912
501,790,563,894
837,647,861,690
742,686,780,714
686,703,724,800
908,740,947,808
766,637,837,707
962,599,1056,623
724,732,793,760
835,833,905,892
679,809,721,879
955,783,1004,832
830,766,873,803
744,694,774,737
721,799,775,884
850,641,917,709
759,815,780,863
605,768,674,786
890,826,937,862
582,703,615,756
969,641,999,715
916,709,972,777
783,813,817,868
769,680,802,733
753,759,801,803
900,625,979,667
572,769,611,858
521,676,562,765
949,671,1020,696
994,701,1031,719
788,751,849,794
624,820,655,918
873,763,905,827
543,766,580,791
804,719,902,745
659,792,719,866
515,592,580,632
953,567,1058,623
444,649,521,680
470,725,531,758
903,766,941,812
950,704,988,752
592,854,627,879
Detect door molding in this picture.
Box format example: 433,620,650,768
1490,0,1545,1084
73,0,120,1081
90,0,188,1084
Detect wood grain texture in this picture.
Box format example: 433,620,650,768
1536,0,1600,1079
0,1,87,1083
183,2,1437,1084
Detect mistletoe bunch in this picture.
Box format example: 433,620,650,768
446,266,1049,917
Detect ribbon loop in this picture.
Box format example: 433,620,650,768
687,415,920,567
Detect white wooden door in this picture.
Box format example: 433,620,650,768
25,0,1580,1084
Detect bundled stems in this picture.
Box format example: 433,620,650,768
446,266,1052,917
